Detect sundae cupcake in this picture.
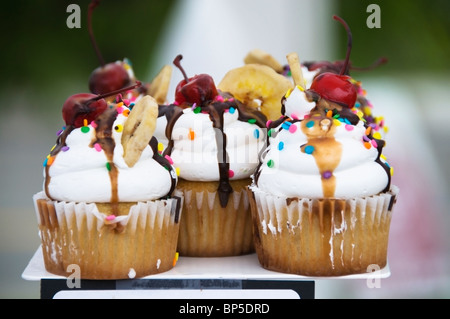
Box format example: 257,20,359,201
34,84,182,279
158,55,289,257
248,16,399,276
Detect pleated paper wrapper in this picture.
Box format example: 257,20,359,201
33,191,183,279
176,179,254,257
247,186,399,276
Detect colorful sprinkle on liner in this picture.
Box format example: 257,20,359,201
105,214,116,222
173,252,179,267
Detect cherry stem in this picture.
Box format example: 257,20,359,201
88,0,105,67
91,81,142,101
351,57,388,71
173,54,189,83
333,15,352,76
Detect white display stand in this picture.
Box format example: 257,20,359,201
22,247,390,299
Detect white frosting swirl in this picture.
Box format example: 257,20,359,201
169,107,266,181
255,113,389,199
283,85,315,120
44,107,176,203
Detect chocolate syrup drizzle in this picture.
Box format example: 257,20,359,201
160,91,267,207
44,102,178,217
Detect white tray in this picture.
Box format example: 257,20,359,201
22,246,390,281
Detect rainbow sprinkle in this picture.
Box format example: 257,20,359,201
304,145,315,154
94,143,102,152
288,124,297,133
281,122,292,130
114,124,123,133
173,252,179,267
165,155,174,165
157,142,164,154
322,171,332,179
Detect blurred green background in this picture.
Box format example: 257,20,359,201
1,0,449,299
338,0,450,73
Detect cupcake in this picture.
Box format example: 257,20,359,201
248,16,398,276
34,85,182,279
157,55,290,257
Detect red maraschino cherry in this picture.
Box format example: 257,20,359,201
89,63,131,95
307,15,358,108
173,54,218,107
87,0,131,95
62,82,141,128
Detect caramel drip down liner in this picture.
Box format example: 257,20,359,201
176,178,254,257
33,192,182,279
247,186,399,276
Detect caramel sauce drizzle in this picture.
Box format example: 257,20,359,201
300,114,342,197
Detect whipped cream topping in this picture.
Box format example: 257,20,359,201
253,110,392,199
282,85,315,120
44,100,177,204
169,107,266,181
159,91,267,207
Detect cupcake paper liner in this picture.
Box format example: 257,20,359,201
248,186,399,276
176,179,254,257
33,191,182,279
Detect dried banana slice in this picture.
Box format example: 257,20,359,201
286,52,306,89
218,64,293,120
244,49,284,74
121,95,158,167
148,65,172,104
